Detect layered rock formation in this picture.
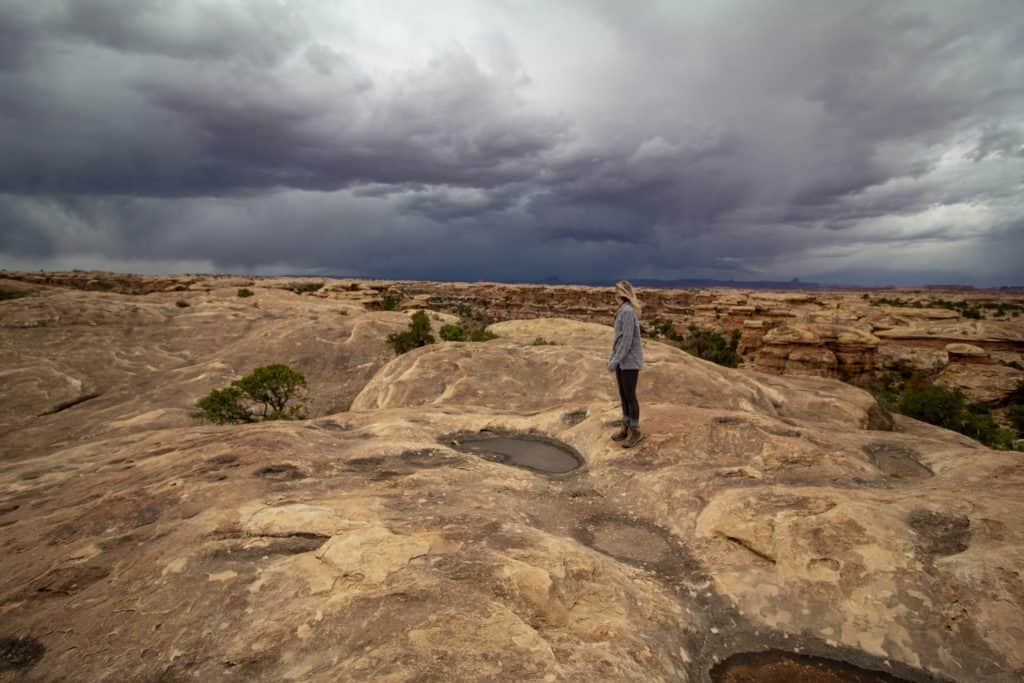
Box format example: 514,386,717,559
1,276,1023,681
753,324,881,379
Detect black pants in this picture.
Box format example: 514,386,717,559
615,367,640,428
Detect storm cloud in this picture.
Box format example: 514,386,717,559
1,0,1022,285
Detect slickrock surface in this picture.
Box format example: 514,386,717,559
1,274,1023,681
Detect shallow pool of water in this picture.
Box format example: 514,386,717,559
450,435,582,474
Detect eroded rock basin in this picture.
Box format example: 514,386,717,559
448,433,583,474
711,650,914,683
863,442,933,481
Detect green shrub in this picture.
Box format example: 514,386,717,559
899,382,966,430
194,386,252,424
440,321,497,342
387,310,435,354
193,364,308,424
531,337,557,346
895,379,1018,448
453,304,493,325
175,299,190,308
237,288,254,298
644,317,681,341
285,281,323,294
961,405,1016,449
678,324,742,368
642,318,740,367
1008,404,1024,436
382,291,402,310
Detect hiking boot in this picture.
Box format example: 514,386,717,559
611,424,629,441
621,427,645,449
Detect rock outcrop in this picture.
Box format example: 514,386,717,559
1,280,1022,681
754,324,880,379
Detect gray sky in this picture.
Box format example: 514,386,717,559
1,0,1022,285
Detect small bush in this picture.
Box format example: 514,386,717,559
532,337,557,346
642,318,740,367
961,405,1016,449
175,299,190,308
439,323,467,341
193,364,308,424
644,317,680,341
387,310,435,354
439,321,497,342
382,291,402,310
678,324,741,368
194,386,252,424
895,378,1018,449
285,281,323,294
1008,404,1024,436
453,304,493,325
899,382,965,431
237,288,254,298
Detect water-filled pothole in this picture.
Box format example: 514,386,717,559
710,650,912,682
448,433,583,475
863,443,932,481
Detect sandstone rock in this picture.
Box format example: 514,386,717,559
0,273,1022,682
316,526,430,583
936,362,1024,404
945,342,990,362
878,344,949,372
242,504,364,538
755,324,879,378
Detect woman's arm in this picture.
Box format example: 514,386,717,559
607,307,634,370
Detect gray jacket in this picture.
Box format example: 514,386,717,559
607,303,644,371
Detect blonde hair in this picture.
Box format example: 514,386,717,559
615,280,642,315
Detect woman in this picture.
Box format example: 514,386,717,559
607,280,644,448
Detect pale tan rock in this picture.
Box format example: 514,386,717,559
945,342,989,360
936,362,1023,404
0,273,1022,682
878,344,949,372
763,324,821,345
242,504,363,538
316,526,430,583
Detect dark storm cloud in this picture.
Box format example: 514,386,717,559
1,0,1022,284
